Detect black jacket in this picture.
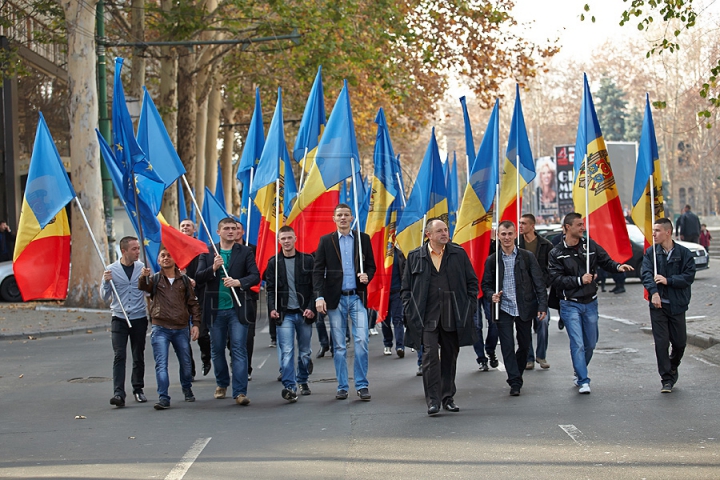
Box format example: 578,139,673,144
195,243,260,326
481,248,548,322
676,210,701,238
264,252,316,324
519,234,553,287
401,242,478,350
548,237,621,303
641,242,696,315
313,231,376,310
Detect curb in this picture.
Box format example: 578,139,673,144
0,324,109,341
641,326,720,349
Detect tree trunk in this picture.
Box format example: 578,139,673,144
221,103,237,213
128,0,145,101
204,83,222,197
195,94,208,207
177,47,196,206
61,0,108,308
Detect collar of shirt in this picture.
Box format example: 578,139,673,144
427,243,445,257
337,230,354,239
500,246,518,258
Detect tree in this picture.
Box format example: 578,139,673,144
595,76,628,141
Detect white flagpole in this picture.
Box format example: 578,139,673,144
350,158,365,275
245,168,255,245
494,187,500,321
181,174,242,307
298,147,309,191
465,153,471,189
584,155,590,274
421,214,428,248
650,174,658,276
516,152,521,246
73,197,131,328
395,172,407,208
275,177,280,311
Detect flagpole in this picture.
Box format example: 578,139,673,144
246,168,255,245
298,147,309,191
516,152,521,246
395,172,407,207
275,177,280,311
584,154,590,273
495,104,501,321
465,154,471,189
650,174,657,276
351,158,365,275
131,175,149,268
421,214,428,248
181,174,242,307
73,197,132,328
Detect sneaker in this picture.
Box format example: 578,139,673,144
277,374,282,382
558,319,565,330
214,387,227,399
488,353,499,369
110,395,125,407
537,358,550,369
299,383,311,395
416,366,423,376
526,361,535,370
579,383,591,394
661,382,673,393
235,394,251,405
269,340,277,348
133,391,147,403
383,347,392,356
573,374,580,387
509,386,521,396
396,348,405,358
357,388,371,401
282,387,298,403
478,360,489,372
369,327,379,336
183,388,195,402
336,389,349,400
247,373,252,382
202,362,211,376
153,399,170,410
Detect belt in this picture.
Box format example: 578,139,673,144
341,289,357,296
285,308,303,314
564,294,597,304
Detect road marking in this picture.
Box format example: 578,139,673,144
260,325,270,333
686,316,707,320
497,361,506,372
559,424,585,446
257,354,270,369
599,314,637,325
165,437,211,480
691,355,719,367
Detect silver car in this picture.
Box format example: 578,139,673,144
0,261,22,302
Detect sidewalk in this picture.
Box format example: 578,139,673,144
0,302,109,340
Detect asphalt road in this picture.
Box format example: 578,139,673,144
2,281,720,478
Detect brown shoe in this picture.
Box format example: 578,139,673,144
538,358,550,369
214,387,227,399
235,394,251,406
525,361,535,370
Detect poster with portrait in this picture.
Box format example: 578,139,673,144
534,156,559,222
554,145,576,219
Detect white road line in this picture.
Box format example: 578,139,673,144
599,314,637,326
691,355,719,367
257,354,270,370
559,424,585,446
686,316,707,320
260,325,270,333
165,437,211,480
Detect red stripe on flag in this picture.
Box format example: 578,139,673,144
13,235,70,301
160,223,208,271
587,197,633,263
366,228,392,322
460,230,492,297
255,216,275,281
290,189,340,254
499,197,520,227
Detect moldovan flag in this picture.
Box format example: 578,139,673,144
13,113,74,300
158,214,208,270
454,100,500,293
498,84,535,228
396,127,448,255
287,80,359,253
631,94,664,247
293,66,326,176
365,108,399,321
573,74,632,262
251,88,298,278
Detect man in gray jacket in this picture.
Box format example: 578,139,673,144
101,236,149,407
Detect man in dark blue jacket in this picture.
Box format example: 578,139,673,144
641,217,696,393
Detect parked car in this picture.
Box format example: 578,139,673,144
0,261,22,302
536,222,709,277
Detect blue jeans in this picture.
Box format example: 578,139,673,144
472,298,498,362
210,309,249,398
316,313,330,349
277,312,313,388
381,292,404,349
527,311,550,362
560,300,599,385
150,325,193,402
327,294,369,391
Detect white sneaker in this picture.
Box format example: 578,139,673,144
573,374,580,387
383,347,392,355
369,327,379,336
579,383,591,394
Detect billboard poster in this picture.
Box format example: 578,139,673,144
555,144,575,219
534,156,558,222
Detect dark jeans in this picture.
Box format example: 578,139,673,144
268,300,277,342
111,316,148,399
316,313,330,349
650,305,686,384
422,325,459,408
497,310,532,388
472,298,498,362
368,308,378,329
381,292,404,349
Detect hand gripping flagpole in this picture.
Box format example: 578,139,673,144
650,174,658,276
181,174,242,307
584,154,590,274
73,197,132,328
350,158,364,275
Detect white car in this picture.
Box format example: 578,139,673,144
0,261,22,302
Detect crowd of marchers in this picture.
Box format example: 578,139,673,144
101,204,695,415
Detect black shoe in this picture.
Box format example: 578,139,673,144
443,401,460,412
202,363,211,376
427,404,440,415
609,286,618,293
110,395,125,407
612,287,626,294
316,346,329,358
478,360,489,372
558,319,565,330
336,389,349,400
300,383,311,395
416,366,423,376
661,382,673,393
357,388,371,401
488,354,499,369
509,386,521,396
248,373,252,381
183,388,195,402
133,391,147,403
282,387,298,403
396,348,405,358
154,399,170,410
277,374,282,382
307,359,314,375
